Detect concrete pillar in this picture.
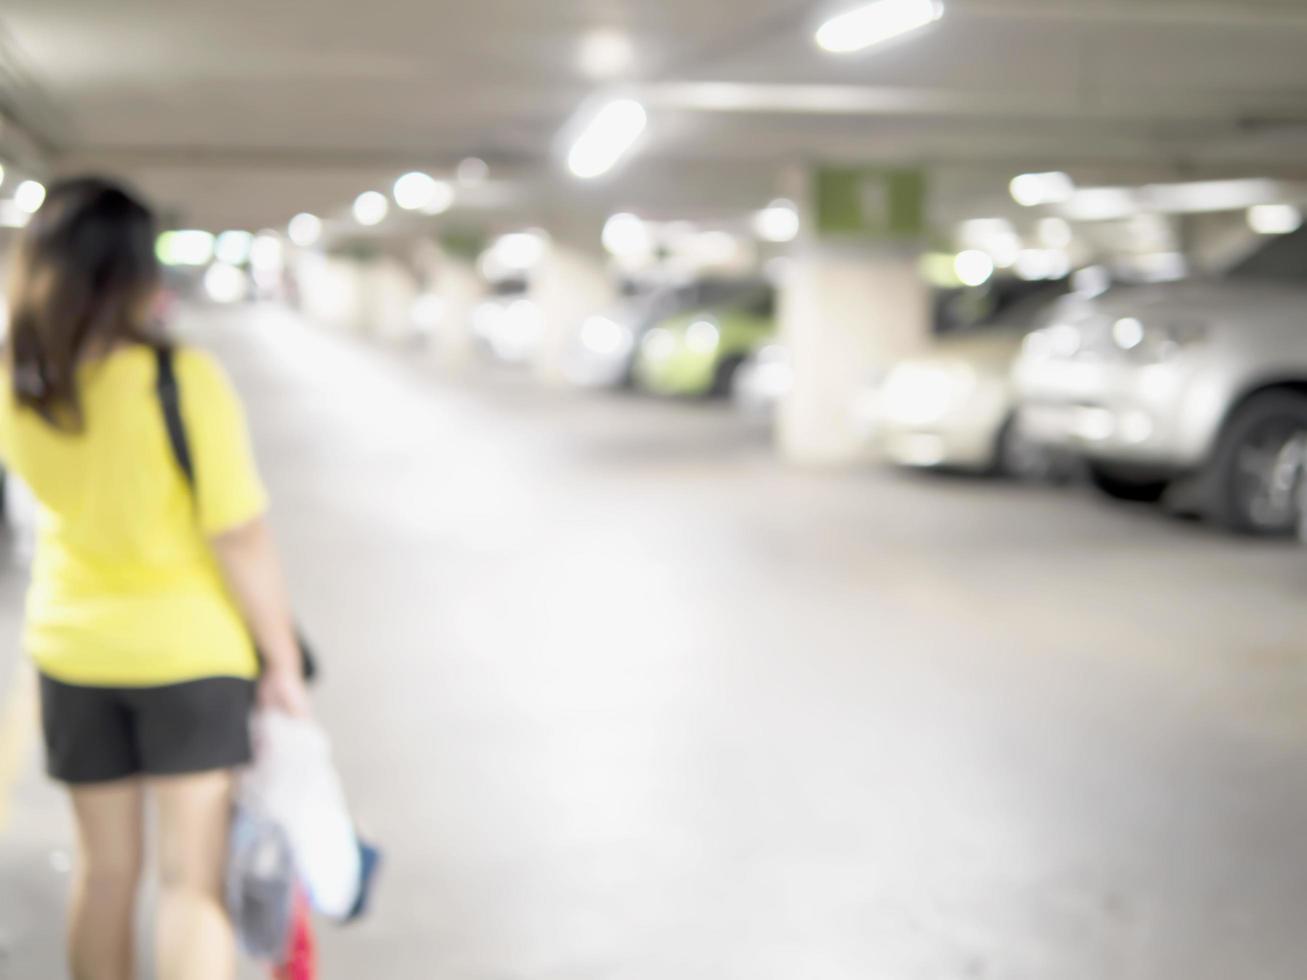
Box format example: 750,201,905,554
358,257,420,343
294,252,366,333
529,244,616,386
776,164,931,466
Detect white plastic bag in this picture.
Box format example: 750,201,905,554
241,710,362,920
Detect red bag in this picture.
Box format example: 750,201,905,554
272,888,317,980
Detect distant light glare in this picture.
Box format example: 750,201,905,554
214,230,254,266
490,230,550,272
250,233,284,272
816,0,944,54
394,172,454,214
1112,317,1146,351
1009,171,1075,208
203,262,247,304
156,230,215,267
754,199,801,243
568,99,648,179
1248,203,1303,235
457,158,490,186
580,315,630,356
1015,248,1071,281
580,29,635,79
1038,217,1073,249
14,180,46,214
288,212,323,247
954,249,994,287
602,212,655,259
353,191,389,226
0,163,6,188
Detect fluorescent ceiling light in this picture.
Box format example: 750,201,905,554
568,99,648,179
1009,171,1075,207
156,230,215,267
816,0,944,54
394,172,454,214
214,230,254,266
602,212,655,258
1248,203,1303,235
288,212,323,248
353,191,389,226
954,250,994,287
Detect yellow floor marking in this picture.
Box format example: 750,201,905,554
0,661,37,832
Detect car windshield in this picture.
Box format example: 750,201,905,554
1226,226,1307,282
934,279,1069,336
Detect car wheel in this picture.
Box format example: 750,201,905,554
1087,464,1170,503
1202,390,1307,535
709,354,747,399
994,416,1053,480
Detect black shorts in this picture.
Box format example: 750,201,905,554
40,674,256,785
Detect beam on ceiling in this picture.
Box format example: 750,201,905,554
951,0,1307,29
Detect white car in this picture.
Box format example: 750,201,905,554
1014,228,1307,534
862,281,1069,476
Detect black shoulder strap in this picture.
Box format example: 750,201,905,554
154,346,196,489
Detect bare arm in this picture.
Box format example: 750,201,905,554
210,515,310,715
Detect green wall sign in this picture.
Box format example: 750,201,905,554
814,166,927,241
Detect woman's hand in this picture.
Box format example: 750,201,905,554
258,665,311,717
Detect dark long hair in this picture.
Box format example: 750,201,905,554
5,177,160,430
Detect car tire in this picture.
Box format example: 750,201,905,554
709,354,747,399
994,416,1054,480
1200,390,1307,536
1087,464,1170,503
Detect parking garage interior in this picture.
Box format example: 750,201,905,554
4,2,1307,978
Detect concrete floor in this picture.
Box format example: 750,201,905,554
4,306,1307,979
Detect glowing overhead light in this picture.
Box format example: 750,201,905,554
1248,203,1303,235
816,0,944,54
954,249,994,287
580,315,630,356
155,230,215,267
580,29,635,79
353,190,389,226
490,230,550,273
753,199,800,243
14,179,46,214
1009,171,1074,207
1060,187,1135,222
1112,317,1145,351
214,230,253,265
602,212,655,258
0,201,28,228
568,98,647,179
203,263,247,304
250,233,283,271
394,171,454,214
288,212,322,247
457,158,489,186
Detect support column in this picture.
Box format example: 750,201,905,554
529,244,616,386
777,166,932,466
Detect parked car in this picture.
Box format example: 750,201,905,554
1014,227,1307,534
633,282,775,397
562,278,772,390
858,278,1071,476
471,278,542,365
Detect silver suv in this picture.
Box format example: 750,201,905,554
1014,229,1307,534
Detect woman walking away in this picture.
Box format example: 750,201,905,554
0,177,309,980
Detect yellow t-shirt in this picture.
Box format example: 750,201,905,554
0,345,266,686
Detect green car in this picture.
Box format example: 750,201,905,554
633,283,776,397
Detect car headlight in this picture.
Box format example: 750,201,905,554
1107,315,1207,362
641,327,679,363
685,319,720,354
881,361,977,426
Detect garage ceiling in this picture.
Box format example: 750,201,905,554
4,0,1307,232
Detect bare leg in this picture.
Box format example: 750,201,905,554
68,779,145,980
152,770,237,980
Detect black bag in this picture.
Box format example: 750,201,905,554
154,345,318,682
